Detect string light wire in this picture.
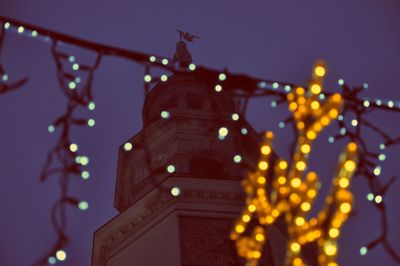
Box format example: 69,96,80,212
0,16,399,264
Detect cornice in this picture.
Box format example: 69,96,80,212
95,183,245,265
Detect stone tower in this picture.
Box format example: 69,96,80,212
91,43,303,266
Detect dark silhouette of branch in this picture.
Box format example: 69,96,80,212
0,16,399,265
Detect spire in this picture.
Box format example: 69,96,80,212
173,41,192,67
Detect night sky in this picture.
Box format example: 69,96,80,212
1,1,400,265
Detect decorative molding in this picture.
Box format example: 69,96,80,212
96,187,245,265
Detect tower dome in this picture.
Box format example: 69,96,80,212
142,73,235,126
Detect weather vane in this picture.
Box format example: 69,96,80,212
174,28,201,42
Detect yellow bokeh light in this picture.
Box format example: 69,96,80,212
258,161,269,170
279,187,289,194
289,193,301,204
265,131,274,138
348,142,357,151
296,161,306,171
307,130,317,140
56,250,67,261
332,93,342,102
338,178,350,188
339,203,352,213
235,225,245,233
311,83,322,94
311,100,320,110
290,242,301,253
331,218,342,228
253,251,262,259
271,209,280,217
329,109,339,118
289,102,298,111
307,171,317,180
296,87,305,95
291,178,301,188
344,160,356,172
298,96,306,105
314,66,326,77
321,116,330,126
293,258,303,266
300,202,311,212
279,161,288,169
266,216,274,224
255,233,265,242
242,214,251,222
257,176,266,184
300,144,311,154
261,145,271,155
295,217,305,226
306,232,316,243
314,122,322,132
248,204,256,212
324,244,337,256
307,189,317,198
329,228,340,238
277,176,287,185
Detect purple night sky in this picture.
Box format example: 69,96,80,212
0,1,399,265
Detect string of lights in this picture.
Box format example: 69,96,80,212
32,40,102,265
0,25,28,94
0,16,399,265
231,62,359,266
203,69,400,263
268,82,400,263
222,74,400,264
330,84,400,262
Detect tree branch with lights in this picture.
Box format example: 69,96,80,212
231,62,359,266
0,16,399,265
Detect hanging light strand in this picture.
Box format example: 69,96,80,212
32,41,102,265
0,23,28,94
0,16,399,264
